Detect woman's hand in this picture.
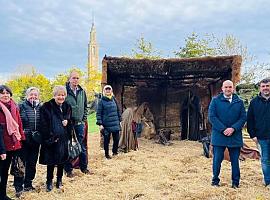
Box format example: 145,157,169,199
62,120,68,127
0,154,6,160
99,125,104,131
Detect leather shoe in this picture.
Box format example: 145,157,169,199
105,155,112,159
211,182,220,187
46,181,53,192
66,171,74,178
56,179,63,189
231,184,239,189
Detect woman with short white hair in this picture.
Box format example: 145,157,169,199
39,85,72,192
13,86,42,197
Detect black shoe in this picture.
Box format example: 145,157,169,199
232,184,239,189
46,181,53,192
112,152,118,156
15,186,23,198
211,182,220,187
81,169,94,175
105,155,112,159
24,185,35,191
56,179,63,189
65,171,74,178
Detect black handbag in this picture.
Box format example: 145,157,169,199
10,155,25,177
68,129,82,160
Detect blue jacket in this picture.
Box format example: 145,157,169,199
96,96,121,132
247,94,270,139
208,93,246,147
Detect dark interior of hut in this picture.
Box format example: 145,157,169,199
103,56,241,141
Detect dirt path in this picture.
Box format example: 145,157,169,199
7,134,270,200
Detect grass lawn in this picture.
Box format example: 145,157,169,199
87,112,99,134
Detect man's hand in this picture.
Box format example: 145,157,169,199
223,128,235,136
62,120,68,127
0,154,6,160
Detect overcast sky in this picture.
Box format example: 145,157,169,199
0,0,269,81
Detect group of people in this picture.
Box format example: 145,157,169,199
1,72,270,199
0,70,91,200
209,78,270,189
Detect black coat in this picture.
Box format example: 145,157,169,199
39,99,72,165
96,96,121,132
247,94,270,139
19,100,41,144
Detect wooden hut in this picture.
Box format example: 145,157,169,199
101,55,242,140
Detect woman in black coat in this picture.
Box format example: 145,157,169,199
96,85,121,159
39,86,72,192
13,87,42,197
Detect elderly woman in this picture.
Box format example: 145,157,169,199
13,87,42,196
0,85,25,200
39,86,72,192
96,85,121,159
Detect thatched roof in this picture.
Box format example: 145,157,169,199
102,55,242,88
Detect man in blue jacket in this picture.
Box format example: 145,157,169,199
208,80,246,188
247,78,270,187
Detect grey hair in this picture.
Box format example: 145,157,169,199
53,85,67,97
25,87,40,97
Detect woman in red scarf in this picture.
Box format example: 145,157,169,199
0,85,25,200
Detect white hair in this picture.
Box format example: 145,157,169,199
53,85,67,97
25,87,40,97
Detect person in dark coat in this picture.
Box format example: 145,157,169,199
208,80,246,189
39,86,72,192
0,85,25,200
96,85,121,159
13,87,42,196
247,78,270,187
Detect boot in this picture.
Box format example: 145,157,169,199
56,178,63,189
46,180,53,192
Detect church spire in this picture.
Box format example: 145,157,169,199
88,16,99,79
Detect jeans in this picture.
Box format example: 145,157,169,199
212,146,241,186
65,123,88,172
103,129,119,156
258,139,270,185
14,142,40,189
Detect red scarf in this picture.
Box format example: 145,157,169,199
0,99,21,141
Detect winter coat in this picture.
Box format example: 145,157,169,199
208,93,246,147
96,96,121,132
19,100,41,144
39,99,72,165
247,94,270,139
0,100,25,152
65,83,88,123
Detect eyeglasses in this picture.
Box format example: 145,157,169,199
105,88,111,90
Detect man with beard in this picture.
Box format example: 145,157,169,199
247,78,270,187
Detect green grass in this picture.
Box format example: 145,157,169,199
87,112,99,134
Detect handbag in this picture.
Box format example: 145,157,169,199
10,155,25,177
68,129,82,160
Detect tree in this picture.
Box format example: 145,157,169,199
174,32,215,58
6,68,52,102
130,37,162,59
85,64,102,101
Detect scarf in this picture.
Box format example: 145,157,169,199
0,99,21,141
105,94,113,100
